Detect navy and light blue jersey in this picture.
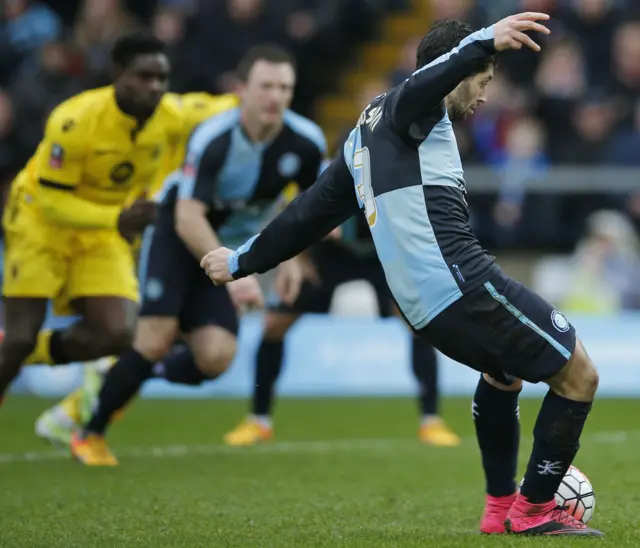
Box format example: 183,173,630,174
229,26,500,329
158,107,327,248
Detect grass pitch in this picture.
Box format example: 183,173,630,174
1,396,639,547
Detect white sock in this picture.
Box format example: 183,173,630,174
52,405,77,429
420,414,441,426
251,414,272,428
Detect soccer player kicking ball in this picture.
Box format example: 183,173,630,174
202,13,603,537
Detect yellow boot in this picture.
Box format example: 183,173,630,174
419,418,461,447
70,432,118,466
224,418,273,446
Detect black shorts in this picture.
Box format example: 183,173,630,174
421,269,576,384
272,240,394,316
138,223,238,335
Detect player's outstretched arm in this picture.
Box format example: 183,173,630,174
201,153,360,284
389,12,550,130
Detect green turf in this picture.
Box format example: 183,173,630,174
1,396,638,547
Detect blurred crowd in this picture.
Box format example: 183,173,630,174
0,0,406,184
0,0,639,310
377,0,640,252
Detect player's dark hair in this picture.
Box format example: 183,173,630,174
416,19,495,73
237,45,296,81
111,32,166,69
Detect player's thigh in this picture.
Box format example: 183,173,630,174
180,274,239,338
425,270,576,384
68,230,138,304
3,213,69,301
544,336,598,402
1,298,49,348
73,296,138,339
183,325,237,376
133,316,180,360
137,223,192,322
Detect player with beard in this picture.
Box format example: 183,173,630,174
203,15,604,537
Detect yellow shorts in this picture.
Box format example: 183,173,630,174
3,191,138,315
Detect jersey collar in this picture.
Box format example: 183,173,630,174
107,86,153,133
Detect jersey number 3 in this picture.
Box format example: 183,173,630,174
354,147,377,227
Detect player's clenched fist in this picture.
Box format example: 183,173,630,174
493,12,551,53
118,199,157,242
201,247,235,285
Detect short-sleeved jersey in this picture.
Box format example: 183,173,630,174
158,107,327,248
17,86,183,211
150,92,239,197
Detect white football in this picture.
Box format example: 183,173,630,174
555,465,596,524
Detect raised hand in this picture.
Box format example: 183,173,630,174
493,12,551,53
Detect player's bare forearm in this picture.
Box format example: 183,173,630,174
175,199,221,260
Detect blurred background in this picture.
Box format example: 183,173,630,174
2,0,640,398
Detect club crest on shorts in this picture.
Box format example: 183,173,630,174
551,310,570,332
277,152,301,178
145,278,163,301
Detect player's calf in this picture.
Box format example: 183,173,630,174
508,338,602,536
0,298,47,395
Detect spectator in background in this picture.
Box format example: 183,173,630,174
0,0,62,83
472,117,554,248
534,37,587,161
605,99,640,166
389,36,420,86
150,3,190,91
561,210,640,313
0,91,20,180
561,0,619,86
429,0,488,28
9,40,84,157
608,19,640,125
468,72,530,164
556,94,616,163
74,0,138,84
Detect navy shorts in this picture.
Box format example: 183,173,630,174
421,269,576,384
138,222,238,335
273,240,394,316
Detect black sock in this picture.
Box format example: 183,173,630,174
473,375,521,497
520,390,592,504
411,337,438,416
252,339,284,416
153,347,210,385
49,329,70,364
84,349,154,435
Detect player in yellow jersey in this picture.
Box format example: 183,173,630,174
34,91,239,445
0,32,183,408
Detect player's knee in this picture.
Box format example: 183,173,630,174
194,336,237,377
548,338,599,402
263,312,298,341
2,332,39,363
135,335,174,362
97,324,135,356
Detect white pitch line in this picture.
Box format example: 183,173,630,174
1,430,638,466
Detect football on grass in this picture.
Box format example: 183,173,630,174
555,465,595,524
